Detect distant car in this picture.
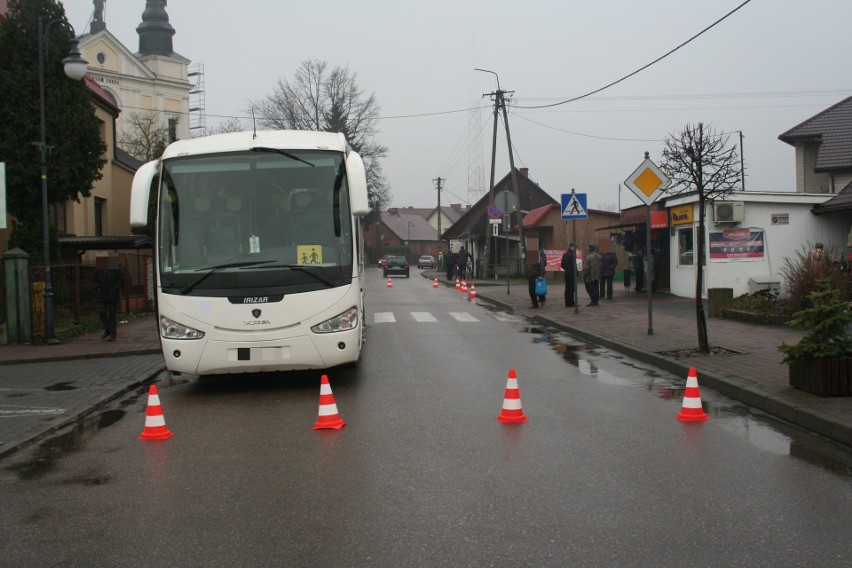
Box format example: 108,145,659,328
383,256,410,278
417,255,436,269
377,254,394,269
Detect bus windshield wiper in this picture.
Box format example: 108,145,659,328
180,260,275,295
250,146,315,167
278,264,337,287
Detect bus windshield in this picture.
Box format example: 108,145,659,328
156,149,354,295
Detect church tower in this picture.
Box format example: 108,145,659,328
137,0,175,56
76,0,192,143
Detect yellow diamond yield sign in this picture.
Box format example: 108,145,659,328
625,157,670,206
634,168,663,197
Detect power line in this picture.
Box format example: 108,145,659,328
513,0,755,110
513,113,665,142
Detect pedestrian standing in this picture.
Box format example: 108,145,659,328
445,248,456,280
582,244,602,306
457,247,470,280
599,251,618,300
93,255,124,341
526,260,544,308
560,244,576,307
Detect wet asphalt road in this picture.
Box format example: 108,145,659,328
1,268,850,567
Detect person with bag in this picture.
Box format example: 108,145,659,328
535,273,548,307
526,260,545,308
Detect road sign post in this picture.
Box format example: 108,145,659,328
561,189,587,313
624,153,671,335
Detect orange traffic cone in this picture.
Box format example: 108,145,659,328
455,277,460,290
387,277,393,288
497,369,528,423
461,280,468,293
138,384,174,440
676,367,710,422
469,284,477,299
433,278,439,288
313,374,346,430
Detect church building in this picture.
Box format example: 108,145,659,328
76,0,192,142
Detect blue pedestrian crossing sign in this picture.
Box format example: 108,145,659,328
561,192,588,220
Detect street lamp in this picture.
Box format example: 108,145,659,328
37,17,88,345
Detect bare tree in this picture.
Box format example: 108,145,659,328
118,110,171,161
660,122,742,353
251,59,391,213
197,117,246,137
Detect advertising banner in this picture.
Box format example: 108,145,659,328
709,229,765,261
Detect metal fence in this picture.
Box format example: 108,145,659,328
22,252,152,339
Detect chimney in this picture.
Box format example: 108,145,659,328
519,168,529,177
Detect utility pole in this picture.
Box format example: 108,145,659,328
738,130,746,191
476,69,525,280
499,90,526,274
433,177,443,241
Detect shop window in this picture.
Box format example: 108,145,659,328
678,226,694,266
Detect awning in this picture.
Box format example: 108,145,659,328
595,210,668,230
58,235,153,250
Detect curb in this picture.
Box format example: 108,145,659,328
477,292,852,449
0,359,165,460
0,348,163,366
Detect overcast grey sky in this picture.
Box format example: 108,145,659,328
65,0,852,211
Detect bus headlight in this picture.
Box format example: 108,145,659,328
311,306,358,334
160,315,205,340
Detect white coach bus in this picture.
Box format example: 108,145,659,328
130,130,370,375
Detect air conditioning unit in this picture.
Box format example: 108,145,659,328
713,201,745,223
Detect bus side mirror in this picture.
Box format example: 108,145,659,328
130,160,159,227
346,151,370,216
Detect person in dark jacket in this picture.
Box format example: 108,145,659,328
456,247,471,280
560,244,576,307
445,248,457,280
582,244,602,306
94,255,124,341
526,261,545,308
599,251,618,300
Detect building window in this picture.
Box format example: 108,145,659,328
94,198,105,237
50,203,67,235
678,226,694,266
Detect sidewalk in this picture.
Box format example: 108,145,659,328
444,272,851,449
0,316,164,458
1,278,850,457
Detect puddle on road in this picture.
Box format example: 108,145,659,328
514,316,852,478
44,382,77,391
3,409,126,482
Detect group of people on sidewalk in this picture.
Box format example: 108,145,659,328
527,243,618,309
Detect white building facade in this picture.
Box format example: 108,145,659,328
666,192,846,298
76,0,191,142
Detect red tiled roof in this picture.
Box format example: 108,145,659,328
521,204,558,229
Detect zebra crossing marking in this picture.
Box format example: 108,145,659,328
373,311,498,324
449,312,479,322
411,312,438,322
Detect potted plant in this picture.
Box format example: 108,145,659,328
778,279,852,396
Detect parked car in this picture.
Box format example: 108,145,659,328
383,256,410,278
417,255,437,269
377,254,394,269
